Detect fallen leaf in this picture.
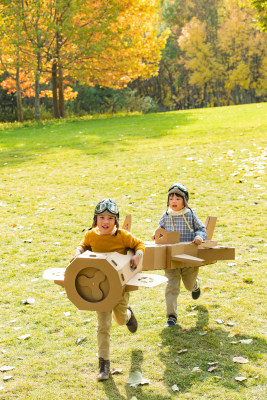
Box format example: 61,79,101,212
228,330,240,337
235,376,247,382
111,368,123,375
172,384,179,392
0,366,15,372
23,238,33,243
75,337,87,345
233,357,249,364
17,334,31,340
127,371,150,387
203,286,212,291
208,366,218,373
215,319,224,324
192,367,202,372
130,397,138,400
64,312,70,317
3,376,13,381
200,331,208,336
21,298,35,305
239,339,253,344
208,362,219,366
177,349,187,354
225,322,235,327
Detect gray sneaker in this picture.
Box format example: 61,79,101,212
192,277,201,300
97,357,110,381
164,315,177,327
126,307,138,333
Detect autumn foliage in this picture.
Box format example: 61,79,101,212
0,0,168,120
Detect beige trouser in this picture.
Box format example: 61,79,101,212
165,267,199,318
97,291,130,360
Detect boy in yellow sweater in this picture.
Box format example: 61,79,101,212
74,199,145,381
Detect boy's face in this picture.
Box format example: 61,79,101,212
97,212,116,235
168,193,184,211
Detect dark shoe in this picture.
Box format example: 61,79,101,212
164,315,177,327
126,307,138,333
97,357,110,381
192,277,201,300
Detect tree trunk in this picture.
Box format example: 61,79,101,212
35,52,41,121
15,65,23,123
58,63,65,118
52,59,60,119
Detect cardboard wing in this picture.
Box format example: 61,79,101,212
43,250,167,312
143,217,235,271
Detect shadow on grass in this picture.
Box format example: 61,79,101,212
0,111,196,168
159,305,266,396
101,349,171,400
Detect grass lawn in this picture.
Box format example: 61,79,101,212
0,103,266,399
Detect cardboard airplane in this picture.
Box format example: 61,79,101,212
142,216,235,271
43,215,235,312
43,215,167,312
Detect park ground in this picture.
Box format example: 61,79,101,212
0,103,266,399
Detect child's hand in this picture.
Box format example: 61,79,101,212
192,237,202,245
151,234,155,240
130,254,140,269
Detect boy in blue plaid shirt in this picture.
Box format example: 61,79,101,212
152,183,207,327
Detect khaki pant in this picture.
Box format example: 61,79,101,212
97,291,130,360
165,267,199,318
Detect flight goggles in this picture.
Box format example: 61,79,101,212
94,199,119,215
168,183,189,201
168,183,187,194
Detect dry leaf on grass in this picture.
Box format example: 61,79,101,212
127,371,150,387
177,349,187,354
21,298,35,305
172,384,179,392
3,376,13,381
215,319,224,324
192,367,202,372
208,362,218,366
233,357,249,364
111,369,123,375
239,339,253,344
228,330,240,337
225,321,235,327
75,337,87,345
235,376,247,382
0,366,15,372
208,366,218,373
17,334,31,340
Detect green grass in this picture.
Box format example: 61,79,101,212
0,103,266,399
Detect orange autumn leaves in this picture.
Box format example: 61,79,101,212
0,0,169,100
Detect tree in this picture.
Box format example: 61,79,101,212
0,0,168,120
250,0,267,31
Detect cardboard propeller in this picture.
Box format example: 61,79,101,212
43,215,167,312
43,251,167,312
142,216,235,271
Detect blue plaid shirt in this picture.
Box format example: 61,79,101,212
158,208,207,242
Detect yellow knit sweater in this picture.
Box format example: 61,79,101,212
79,228,145,255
